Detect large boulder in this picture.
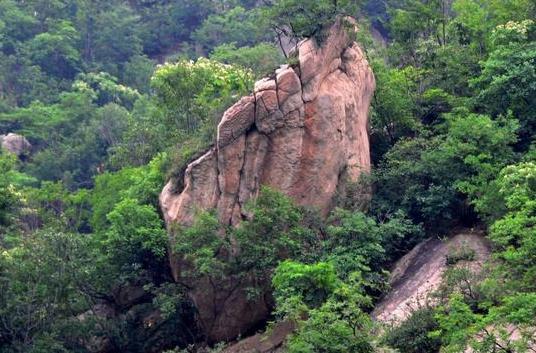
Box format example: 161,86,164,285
160,18,375,343
0,133,31,157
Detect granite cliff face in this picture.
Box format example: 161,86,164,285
160,19,375,342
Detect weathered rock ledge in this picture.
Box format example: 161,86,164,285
160,18,375,343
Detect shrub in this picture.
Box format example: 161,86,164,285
445,243,477,266
383,307,441,353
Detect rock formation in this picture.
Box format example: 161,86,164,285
372,230,491,323
221,321,295,353
0,133,31,158
160,18,375,343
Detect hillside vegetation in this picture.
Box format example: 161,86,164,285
0,1,535,352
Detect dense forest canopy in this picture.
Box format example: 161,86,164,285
0,0,535,352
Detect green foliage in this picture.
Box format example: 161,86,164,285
445,244,477,266
263,0,360,40
1,1,535,352
26,20,81,79
234,187,316,273
0,231,93,352
430,162,536,353
105,198,167,262
323,208,421,292
173,211,227,279
383,307,441,353
286,300,374,353
151,58,253,137
74,72,141,109
370,60,422,158
210,42,283,77
193,6,269,52
273,261,340,315
431,293,479,353
107,97,167,169
275,270,374,353
0,151,20,232
173,187,315,284
89,4,143,76
433,291,536,353
470,20,536,148
488,162,536,290
324,209,386,280
27,102,130,187
90,153,166,233
373,113,518,233
135,0,214,56
23,181,92,233
0,89,95,143
122,55,155,94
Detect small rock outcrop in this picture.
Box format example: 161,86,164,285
221,321,295,353
372,230,491,323
160,18,375,343
0,133,31,157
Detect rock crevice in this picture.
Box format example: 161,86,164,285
160,18,375,343
161,19,374,229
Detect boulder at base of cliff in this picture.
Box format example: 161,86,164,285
0,133,32,158
160,18,376,343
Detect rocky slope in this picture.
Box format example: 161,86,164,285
372,229,492,324
160,19,375,343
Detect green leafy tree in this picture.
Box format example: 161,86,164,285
0,0,38,52
107,97,168,169
370,60,422,159
233,187,317,276
151,58,253,137
193,6,269,52
263,0,360,41
488,162,536,290
73,72,141,109
210,42,283,78
90,154,166,233
88,3,143,76
383,307,441,353
433,292,536,353
273,261,340,315
273,265,374,353
26,20,81,79
373,112,518,233
104,198,167,264
324,209,386,280
0,231,94,353
135,0,214,56
172,211,228,280
173,187,316,285
0,151,19,234
121,55,155,94
470,20,536,149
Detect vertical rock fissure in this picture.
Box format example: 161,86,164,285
159,18,376,343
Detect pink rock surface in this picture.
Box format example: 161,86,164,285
372,230,492,324
161,19,374,228
160,18,375,343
